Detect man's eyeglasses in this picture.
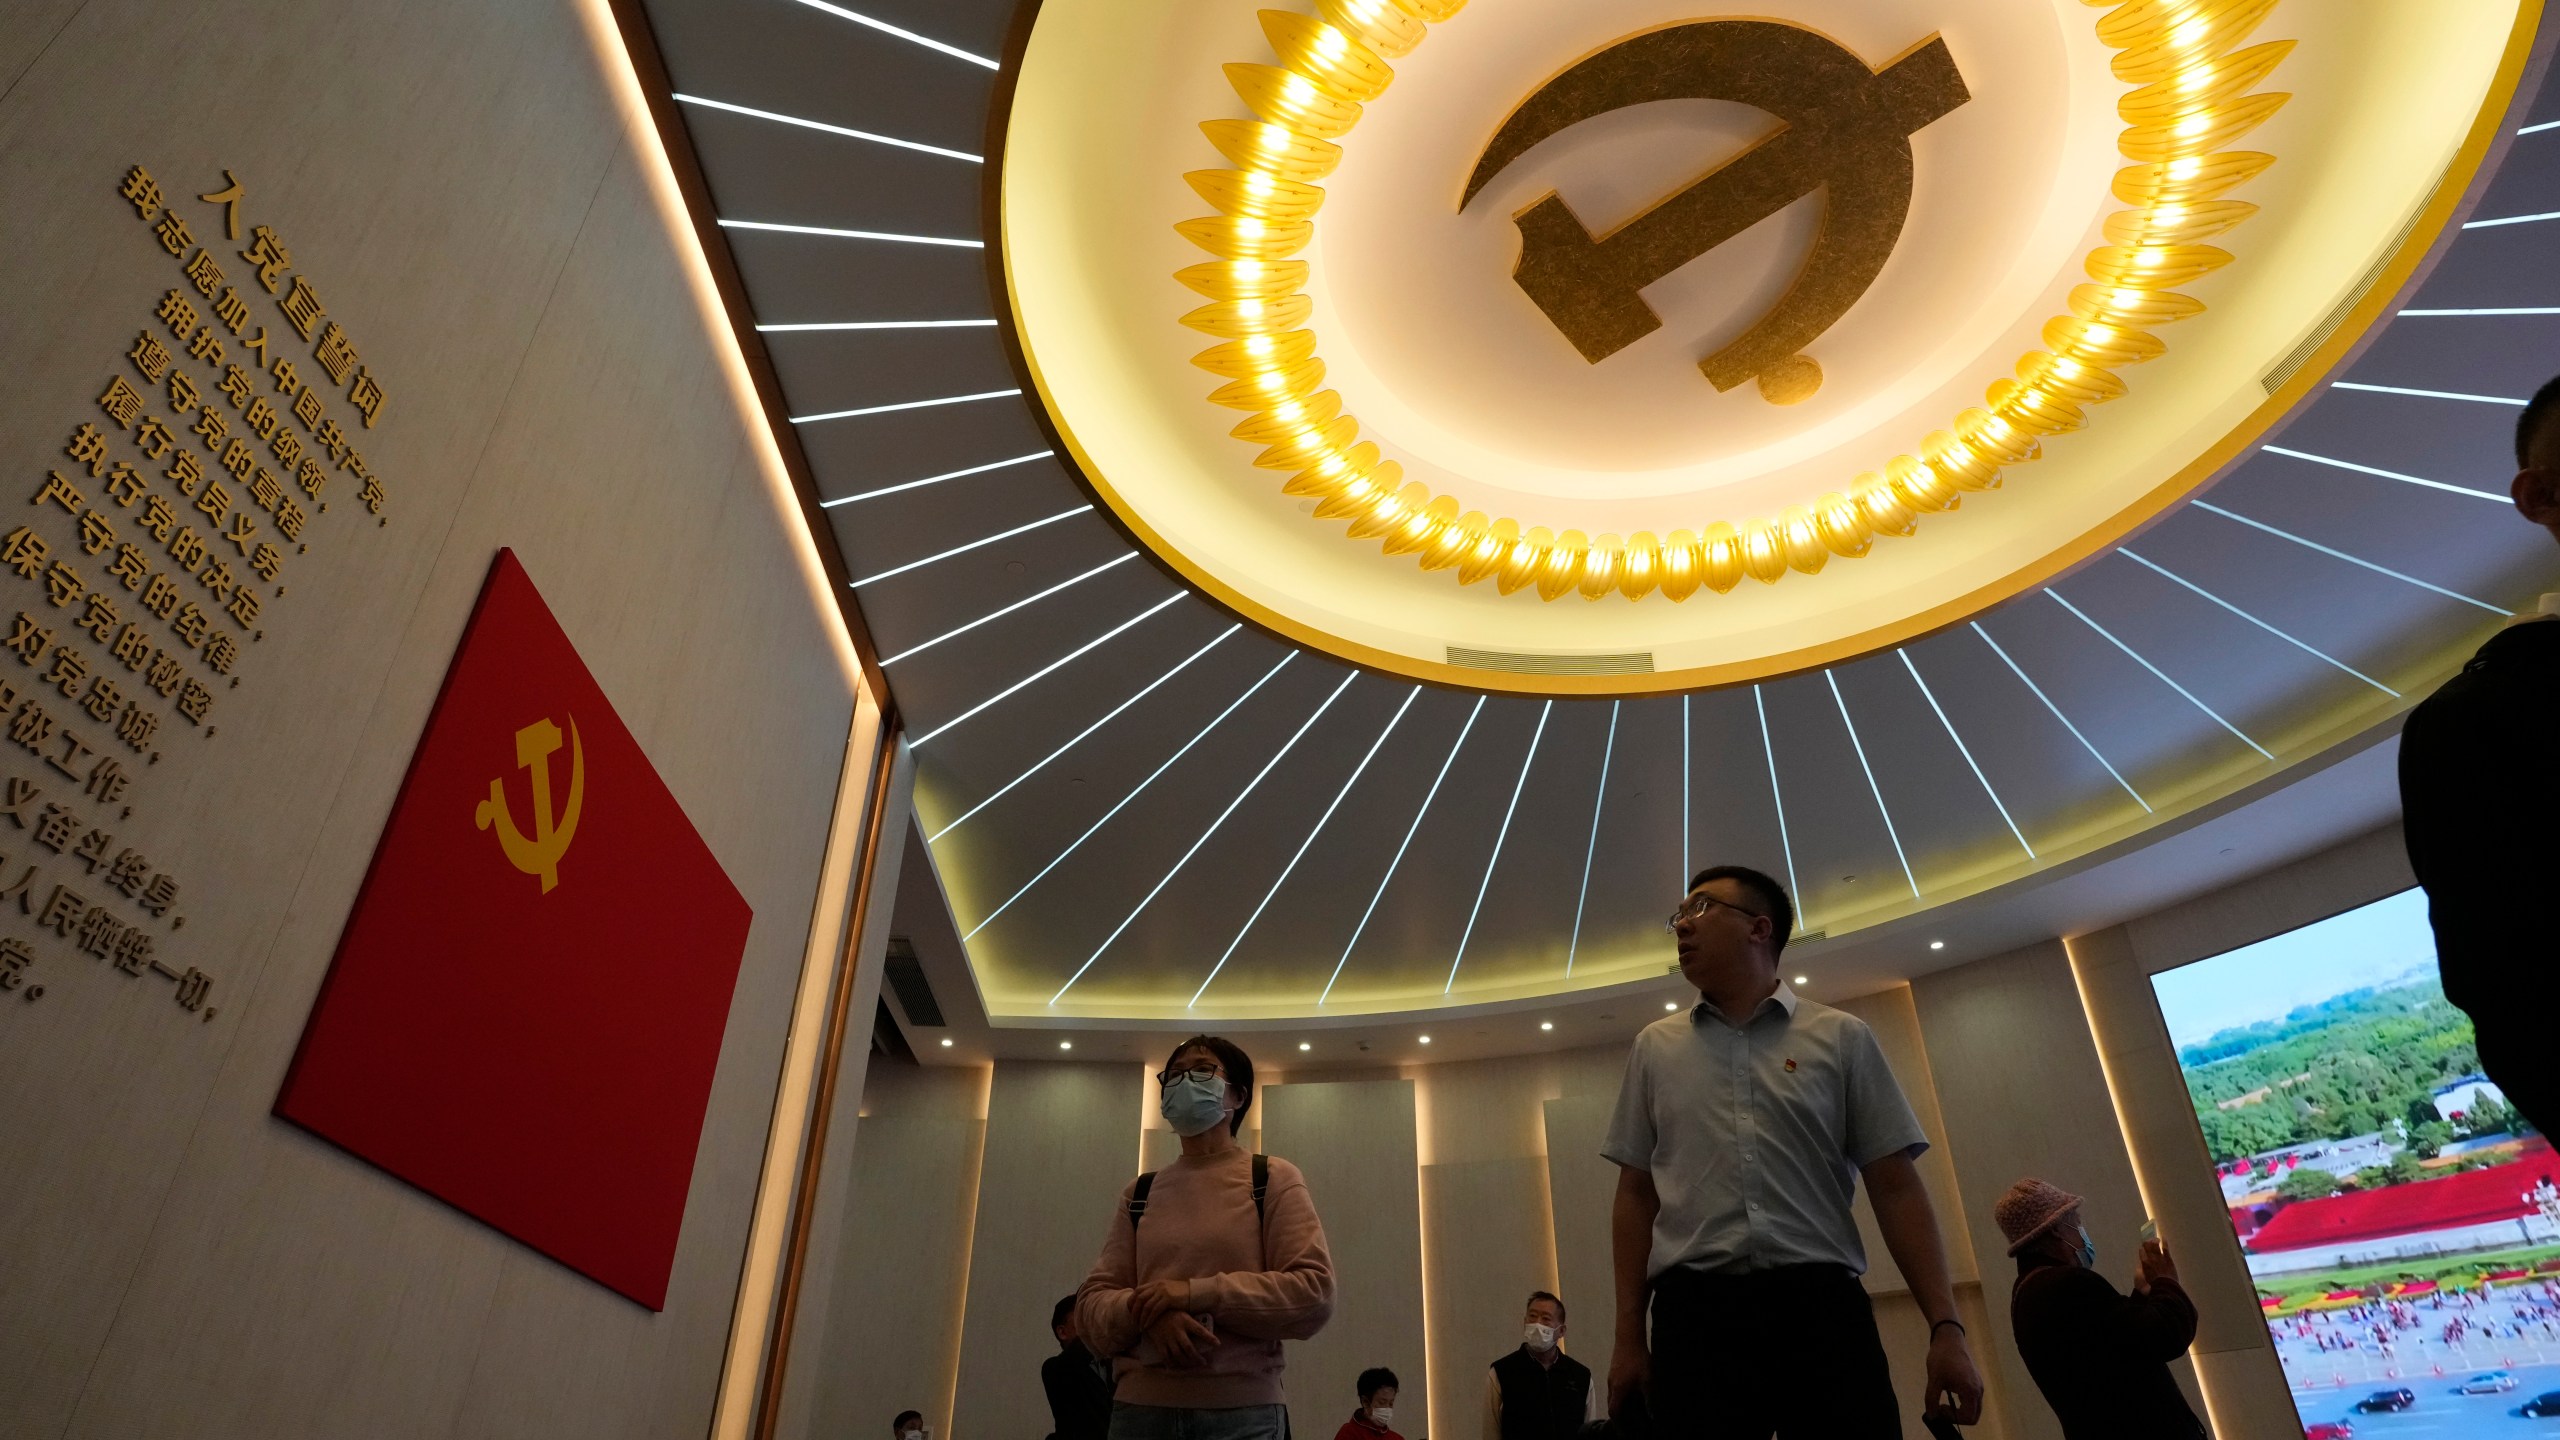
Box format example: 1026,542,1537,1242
1665,892,1764,936
1157,1062,1227,1087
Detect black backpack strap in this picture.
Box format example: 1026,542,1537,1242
1127,1170,1157,1230
1251,1153,1269,1223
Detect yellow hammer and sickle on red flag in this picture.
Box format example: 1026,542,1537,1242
475,716,585,894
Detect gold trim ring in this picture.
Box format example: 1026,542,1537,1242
1174,0,2290,602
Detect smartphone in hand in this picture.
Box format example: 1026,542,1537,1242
1924,1414,1963,1440
2138,1217,2159,1245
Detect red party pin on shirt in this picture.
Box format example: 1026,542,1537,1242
1784,1058,1798,1072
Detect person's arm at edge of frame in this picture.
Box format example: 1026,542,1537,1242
1606,1162,1659,1417
1862,1152,1986,1426
1482,1367,1502,1440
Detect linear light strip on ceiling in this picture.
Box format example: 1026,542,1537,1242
1825,672,1918,898
2259,445,2510,502
1898,651,2033,859
2190,502,2513,615
823,450,1056,507
778,0,999,68
927,624,1242,842
762,320,998,334
850,505,1090,587
2330,381,2525,406
670,94,982,163
718,219,982,249
1971,622,2151,813
2398,307,2560,316
909,591,1184,748
2462,210,2560,229
805,387,1024,428
1052,671,1359,1004
1321,695,1485,1005
1564,701,1620,978
793,387,1021,424
880,553,1139,667
1446,700,1553,994
1190,686,1421,1007
963,651,1294,936
1753,685,1803,910
2115,549,2399,696
2045,589,2274,760
2521,120,2560,135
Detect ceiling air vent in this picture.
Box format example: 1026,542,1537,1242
1447,646,1654,677
883,936,945,1027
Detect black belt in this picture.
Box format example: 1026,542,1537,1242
1652,1262,1857,1295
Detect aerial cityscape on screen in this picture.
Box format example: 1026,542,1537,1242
2154,889,2560,1437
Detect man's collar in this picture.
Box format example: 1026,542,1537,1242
1693,981,1796,1024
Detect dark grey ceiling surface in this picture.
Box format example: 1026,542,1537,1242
634,0,2560,1023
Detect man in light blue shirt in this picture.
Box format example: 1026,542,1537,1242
1603,865,1983,1438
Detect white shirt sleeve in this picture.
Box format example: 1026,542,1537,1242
1484,1368,1502,1440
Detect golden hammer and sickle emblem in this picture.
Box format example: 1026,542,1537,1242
475,716,585,894
1462,20,1970,403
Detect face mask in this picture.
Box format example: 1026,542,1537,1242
2077,1230,2097,1269
1160,1071,1231,1137
1524,1322,1558,1351
1370,1409,1394,1427
902,1431,923,1440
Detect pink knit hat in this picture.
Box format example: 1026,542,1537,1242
1994,1177,2085,1255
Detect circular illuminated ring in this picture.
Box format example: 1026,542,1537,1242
1175,0,2290,602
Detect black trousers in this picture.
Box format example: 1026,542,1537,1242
1646,1264,1900,1440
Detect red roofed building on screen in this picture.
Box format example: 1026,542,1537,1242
2247,1141,2555,1256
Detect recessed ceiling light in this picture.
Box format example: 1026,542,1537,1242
1793,976,1809,985
939,1038,953,1047
1665,1001,1680,1011
1539,1021,1554,1031
1929,940,1946,951
1298,1041,1311,1051
1418,1035,1431,1044
1058,1041,1073,1050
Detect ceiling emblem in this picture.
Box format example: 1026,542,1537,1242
1462,22,1971,405
1168,2,2290,600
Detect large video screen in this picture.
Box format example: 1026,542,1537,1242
2151,888,2560,1437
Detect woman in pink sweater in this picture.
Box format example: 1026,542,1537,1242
1078,1036,1336,1440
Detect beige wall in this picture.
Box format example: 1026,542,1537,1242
2070,825,2417,1439
0,1,879,1436
1262,1079,1426,1439
955,1062,1154,1440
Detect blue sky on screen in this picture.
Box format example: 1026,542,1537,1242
2149,887,2438,1050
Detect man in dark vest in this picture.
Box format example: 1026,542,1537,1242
1484,1291,1596,1440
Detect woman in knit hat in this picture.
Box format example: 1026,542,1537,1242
1995,1177,2206,1440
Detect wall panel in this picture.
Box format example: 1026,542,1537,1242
954,1061,1149,1440
1262,1079,1425,1439
1913,940,2162,1440
0,1,870,1436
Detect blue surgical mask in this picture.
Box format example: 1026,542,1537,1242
2077,1230,2097,1269
1161,1071,1231,1137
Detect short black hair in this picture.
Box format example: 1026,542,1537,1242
1687,865,1795,956
1052,1294,1077,1331
1358,1367,1399,1401
2520,373,2560,467
1164,1034,1256,1135
1526,1289,1566,1322
893,1413,923,1432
